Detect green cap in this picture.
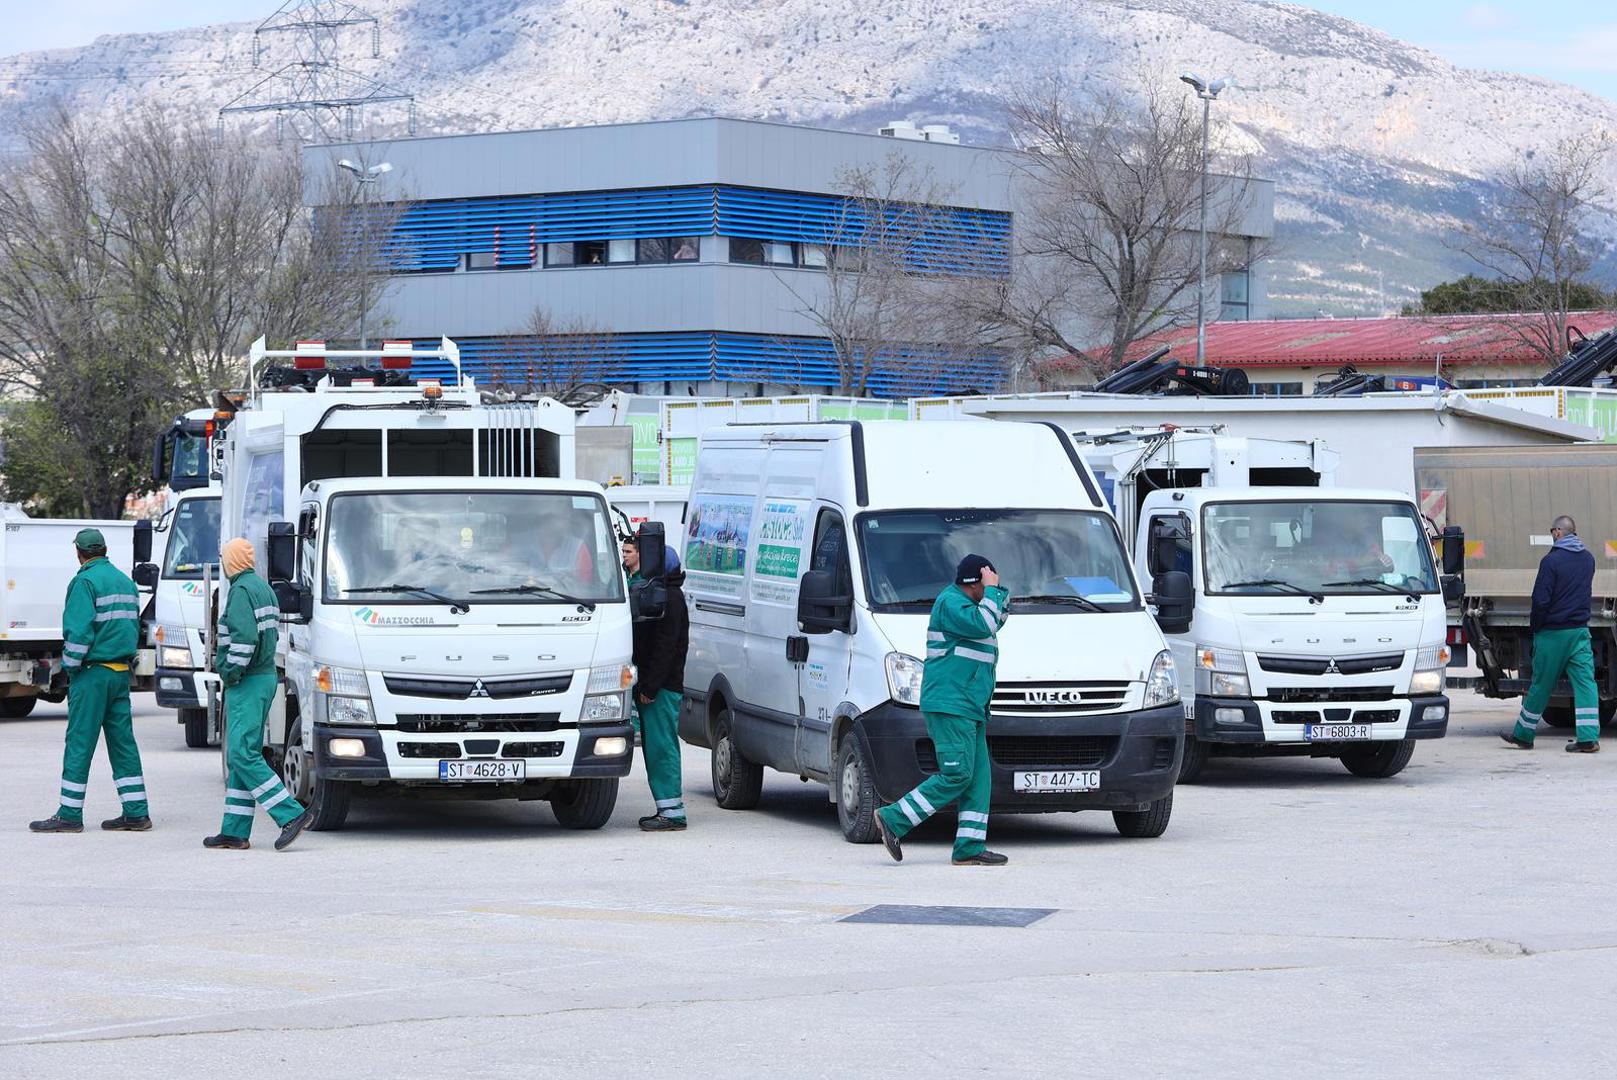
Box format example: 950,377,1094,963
74,528,106,551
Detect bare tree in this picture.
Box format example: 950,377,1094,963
1450,136,1614,366
992,79,1268,375
486,306,626,406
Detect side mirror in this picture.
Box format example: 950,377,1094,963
1150,571,1194,635
797,569,853,634
1149,524,1180,577
133,563,159,589
1442,575,1465,604
272,580,312,622
1440,525,1465,576
630,578,667,622
133,519,153,564
151,430,170,487
635,521,667,579
266,521,296,584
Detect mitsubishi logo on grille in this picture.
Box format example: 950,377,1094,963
1323,658,1341,675
1026,689,1086,704
469,679,490,698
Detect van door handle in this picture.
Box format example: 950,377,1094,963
786,636,809,664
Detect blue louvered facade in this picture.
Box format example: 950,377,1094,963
410,333,1003,398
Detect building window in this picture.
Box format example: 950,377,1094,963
607,239,636,264
575,241,606,266
671,237,701,261
800,243,829,269
1251,381,1302,397
465,251,497,271
765,241,795,266
730,237,765,264
1220,271,1250,321
545,242,574,267
638,237,671,263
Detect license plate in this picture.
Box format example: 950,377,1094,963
1014,769,1100,793
1304,723,1371,741
439,759,527,782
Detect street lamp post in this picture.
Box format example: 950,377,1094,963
336,158,393,349
1179,73,1233,366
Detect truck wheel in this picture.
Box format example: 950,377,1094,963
282,743,351,830
1602,701,1617,728
550,778,618,829
711,708,763,810
1341,739,1416,778
1178,735,1211,783
1541,706,1574,729
1114,791,1173,838
0,696,36,719
835,730,879,844
181,708,210,748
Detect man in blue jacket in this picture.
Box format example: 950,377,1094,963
1502,515,1601,752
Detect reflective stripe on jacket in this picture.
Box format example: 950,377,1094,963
918,583,1009,720
215,570,280,687
62,557,140,672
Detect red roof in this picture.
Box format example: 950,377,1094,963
1086,312,1617,370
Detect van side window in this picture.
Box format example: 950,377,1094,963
1149,514,1194,576
811,511,852,596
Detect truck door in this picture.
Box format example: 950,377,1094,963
1144,511,1198,697
795,507,855,778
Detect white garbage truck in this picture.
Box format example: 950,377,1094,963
141,484,224,747
212,338,642,830
1075,427,1458,781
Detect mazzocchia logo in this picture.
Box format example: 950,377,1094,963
182,582,204,596
355,606,382,626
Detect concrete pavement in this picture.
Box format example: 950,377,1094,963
1,692,1611,1078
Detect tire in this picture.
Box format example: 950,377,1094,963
1340,738,1416,778
181,707,210,748
282,742,351,830
550,778,619,829
0,696,37,718
1541,705,1574,729
1114,791,1173,838
1178,734,1211,783
710,708,763,810
835,729,879,844
1603,701,1617,729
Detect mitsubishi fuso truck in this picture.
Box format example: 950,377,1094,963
679,420,1189,842
212,338,638,830
141,485,223,747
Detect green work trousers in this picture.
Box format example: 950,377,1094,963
57,665,146,823
877,711,991,861
1514,627,1601,745
220,672,305,839
636,689,684,821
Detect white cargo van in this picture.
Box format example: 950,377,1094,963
679,420,1188,842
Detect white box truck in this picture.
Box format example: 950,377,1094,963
678,420,1187,842
213,338,640,831
140,485,223,747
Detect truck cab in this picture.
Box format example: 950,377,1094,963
1135,487,1451,779
147,486,222,747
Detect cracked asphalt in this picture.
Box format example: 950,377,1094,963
2,691,1611,1078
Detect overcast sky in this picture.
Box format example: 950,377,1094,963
4,1,1614,102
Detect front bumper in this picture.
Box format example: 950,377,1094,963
311,720,636,782
859,701,1183,813
1192,694,1450,744
155,667,205,709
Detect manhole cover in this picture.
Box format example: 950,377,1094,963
840,905,1056,928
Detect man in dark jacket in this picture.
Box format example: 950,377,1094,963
623,535,690,830
1502,515,1600,752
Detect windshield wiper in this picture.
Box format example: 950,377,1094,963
467,583,596,611
1013,593,1107,613
1222,579,1325,603
345,584,470,614
1322,578,1421,603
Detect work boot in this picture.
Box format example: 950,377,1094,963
101,815,152,831
274,809,313,851
638,813,687,832
203,834,249,850
874,810,903,863
29,815,82,833
1499,733,1534,750
953,850,1010,866
1565,740,1601,754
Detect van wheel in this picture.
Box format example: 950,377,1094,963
551,778,618,829
711,708,763,810
1340,739,1416,778
1178,735,1211,783
1113,791,1173,838
283,742,351,830
181,707,210,747
1541,706,1574,729
835,731,879,844
0,696,36,718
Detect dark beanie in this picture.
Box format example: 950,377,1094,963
955,554,994,585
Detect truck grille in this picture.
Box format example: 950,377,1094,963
1272,709,1402,725
395,714,561,733
1270,687,1396,703
503,741,564,759
383,673,573,700
1257,653,1404,676
919,736,1116,770
398,741,460,759
991,681,1131,716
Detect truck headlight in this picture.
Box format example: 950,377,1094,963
315,665,374,726
583,692,628,721
587,664,635,694
1411,643,1451,695
1193,646,1249,698
885,652,925,706
1144,649,1179,707
159,644,193,668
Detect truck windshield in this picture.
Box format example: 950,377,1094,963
323,491,625,606
1203,500,1438,597
856,509,1140,613
163,496,221,579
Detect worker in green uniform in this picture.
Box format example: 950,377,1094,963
30,529,149,833
622,534,689,831
1502,515,1602,752
875,554,1010,866
204,537,312,851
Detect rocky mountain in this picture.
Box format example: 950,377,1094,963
2,0,1615,317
